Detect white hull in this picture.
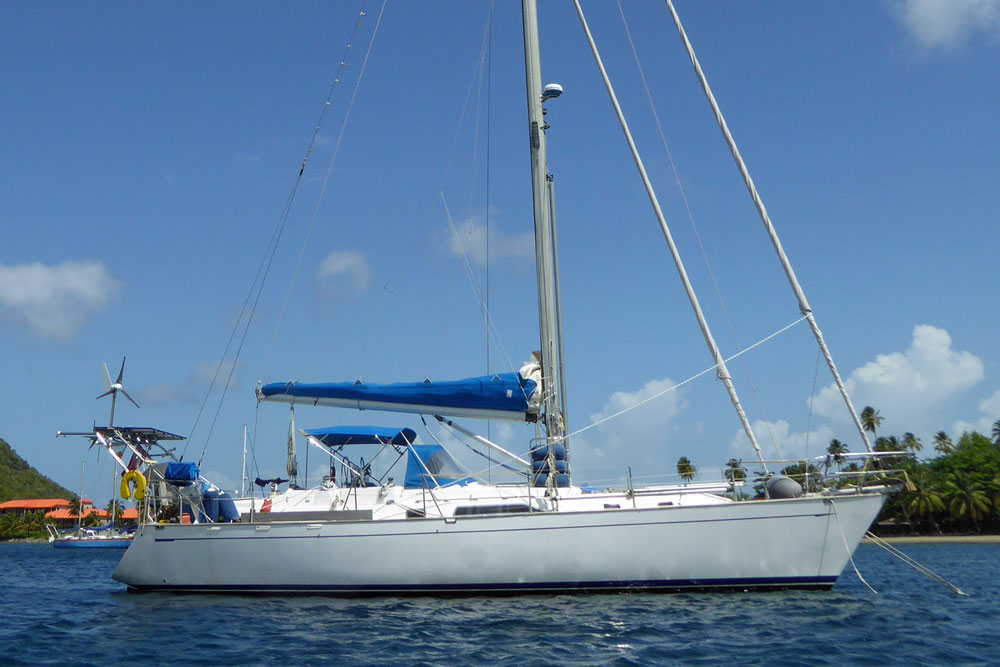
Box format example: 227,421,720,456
113,492,884,594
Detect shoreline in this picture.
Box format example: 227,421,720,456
1,537,48,544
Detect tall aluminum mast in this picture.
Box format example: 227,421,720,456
521,0,569,470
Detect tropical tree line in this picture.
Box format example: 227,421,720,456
674,409,1000,535
0,510,53,539
853,410,1000,536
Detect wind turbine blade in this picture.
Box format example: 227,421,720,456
121,389,140,409
96,389,114,400
102,363,112,391
116,357,126,384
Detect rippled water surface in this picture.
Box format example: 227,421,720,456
1,542,997,665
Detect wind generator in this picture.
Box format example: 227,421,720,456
97,357,140,427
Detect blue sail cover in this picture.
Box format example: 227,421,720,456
304,426,417,447
404,444,473,489
259,372,537,422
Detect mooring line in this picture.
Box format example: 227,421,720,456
865,531,966,595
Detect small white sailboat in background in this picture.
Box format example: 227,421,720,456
103,0,905,594
46,460,133,549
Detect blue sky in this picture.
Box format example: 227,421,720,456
2,0,999,504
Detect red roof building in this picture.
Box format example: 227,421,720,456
45,507,109,521
2,497,140,526
0,498,71,515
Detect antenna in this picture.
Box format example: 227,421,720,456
96,357,140,427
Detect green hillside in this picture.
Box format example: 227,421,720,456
0,437,75,502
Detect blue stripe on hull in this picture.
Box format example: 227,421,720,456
53,539,132,549
124,576,838,596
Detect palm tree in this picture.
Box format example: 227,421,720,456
906,471,944,534
780,462,822,493
933,431,953,456
874,435,901,452
676,456,697,484
944,472,990,533
724,459,747,482
827,439,848,466
68,497,83,524
106,499,123,527
873,435,904,470
901,432,922,453
84,510,102,528
0,513,18,538
860,406,884,441
988,473,1000,513
723,459,747,498
842,462,861,475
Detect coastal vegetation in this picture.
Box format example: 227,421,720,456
0,510,53,540
823,410,1000,536
0,437,77,540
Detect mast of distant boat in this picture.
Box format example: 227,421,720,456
76,461,84,534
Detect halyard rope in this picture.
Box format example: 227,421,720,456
263,0,388,379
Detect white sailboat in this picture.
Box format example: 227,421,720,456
46,461,134,549
111,0,900,594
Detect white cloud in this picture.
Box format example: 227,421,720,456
487,422,517,451
447,216,534,267
573,377,689,479
981,388,1000,416
812,325,983,431
135,360,243,406
951,388,1000,437
729,420,834,462
199,470,241,495
316,250,372,300
893,0,1000,48
0,260,122,340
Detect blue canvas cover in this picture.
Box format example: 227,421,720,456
164,462,199,484
404,444,473,489
304,426,417,448
259,372,537,421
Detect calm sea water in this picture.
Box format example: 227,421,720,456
0,542,997,666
